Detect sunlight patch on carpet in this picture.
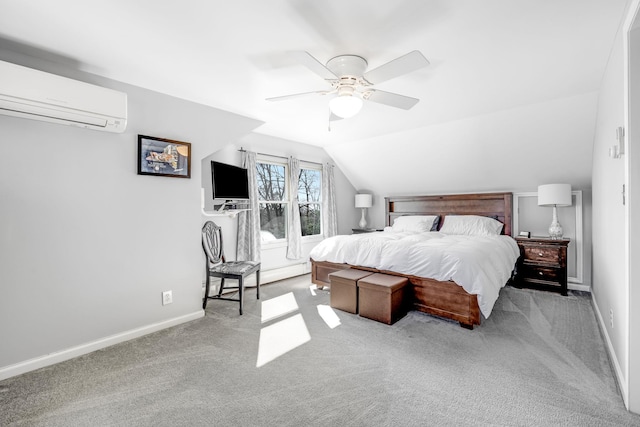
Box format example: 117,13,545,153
256,313,310,367
261,292,299,323
317,304,341,329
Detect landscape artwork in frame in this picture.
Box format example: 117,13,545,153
137,135,191,178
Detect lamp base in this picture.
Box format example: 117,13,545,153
359,208,367,229
548,206,563,239
548,222,564,239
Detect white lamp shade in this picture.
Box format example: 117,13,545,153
355,193,372,208
330,95,363,118
538,184,572,207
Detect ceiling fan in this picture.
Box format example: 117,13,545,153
266,50,430,121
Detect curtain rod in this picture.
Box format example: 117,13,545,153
238,148,324,167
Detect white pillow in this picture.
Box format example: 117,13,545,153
439,215,503,236
391,215,439,233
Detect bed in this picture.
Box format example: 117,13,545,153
310,192,518,329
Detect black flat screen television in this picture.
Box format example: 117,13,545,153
211,161,250,201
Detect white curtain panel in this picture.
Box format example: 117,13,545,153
286,157,302,259
237,151,261,262
322,162,338,237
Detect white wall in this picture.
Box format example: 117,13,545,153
326,92,599,198
0,47,362,380
592,1,635,410
0,51,263,378
327,92,598,237
626,1,640,413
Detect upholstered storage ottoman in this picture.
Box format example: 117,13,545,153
328,269,373,314
358,273,409,324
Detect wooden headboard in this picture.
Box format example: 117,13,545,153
385,192,513,236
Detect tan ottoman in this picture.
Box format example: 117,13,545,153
358,273,409,324
328,269,373,314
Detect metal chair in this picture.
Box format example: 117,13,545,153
202,221,260,315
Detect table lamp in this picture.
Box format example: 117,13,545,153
355,194,373,229
538,184,572,239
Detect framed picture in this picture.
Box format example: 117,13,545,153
137,135,191,178
518,231,531,238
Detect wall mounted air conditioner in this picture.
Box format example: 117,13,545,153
0,60,127,133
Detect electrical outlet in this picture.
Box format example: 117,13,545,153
162,290,173,306
610,309,614,328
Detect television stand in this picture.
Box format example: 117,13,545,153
205,209,249,218
215,200,249,213
202,200,250,218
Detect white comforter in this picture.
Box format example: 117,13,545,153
309,231,520,318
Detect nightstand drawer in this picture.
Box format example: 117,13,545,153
520,264,562,283
514,237,569,296
522,246,561,265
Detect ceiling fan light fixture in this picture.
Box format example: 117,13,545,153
268,51,430,119
329,94,363,118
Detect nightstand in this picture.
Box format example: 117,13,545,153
514,237,570,296
352,228,383,234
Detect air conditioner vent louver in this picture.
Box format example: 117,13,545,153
0,60,127,133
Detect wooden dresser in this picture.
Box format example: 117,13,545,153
514,237,570,296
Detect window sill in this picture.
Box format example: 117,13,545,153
261,240,288,249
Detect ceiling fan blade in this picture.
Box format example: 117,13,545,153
266,90,330,102
365,89,420,110
291,51,338,80
363,50,430,84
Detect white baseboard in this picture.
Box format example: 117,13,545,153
0,310,204,382
591,294,628,407
257,263,310,285
568,283,591,292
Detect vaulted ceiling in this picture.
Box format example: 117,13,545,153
0,0,629,194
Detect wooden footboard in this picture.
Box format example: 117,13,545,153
311,259,354,289
408,276,481,328
311,259,481,328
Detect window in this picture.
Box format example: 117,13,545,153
298,168,321,236
256,162,287,241
256,158,322,242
